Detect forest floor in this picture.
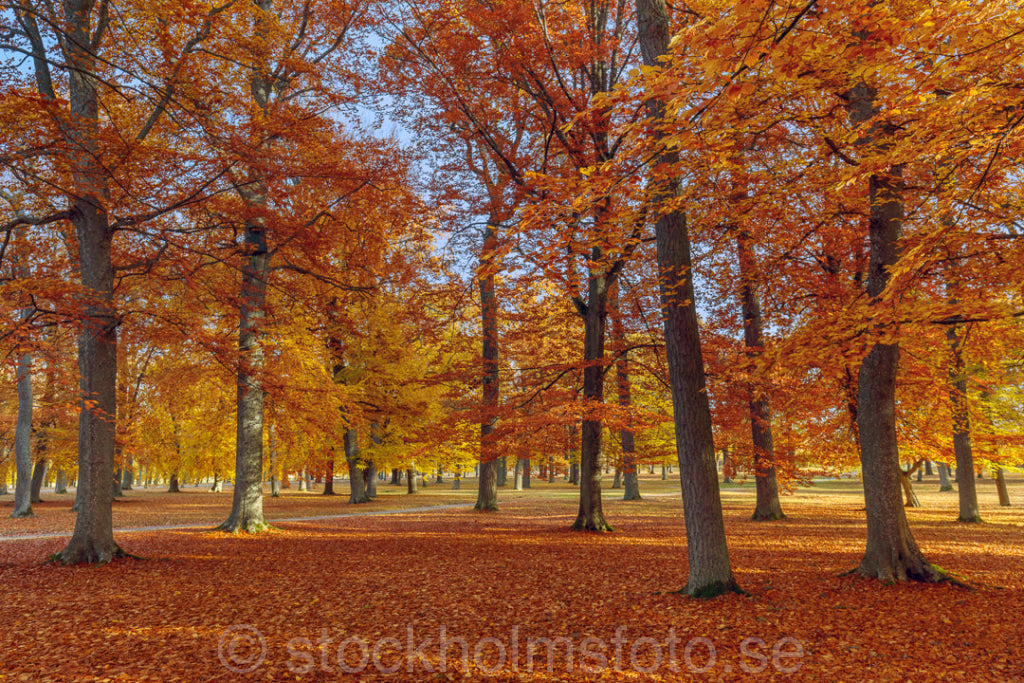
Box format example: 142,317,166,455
0,472,1021,682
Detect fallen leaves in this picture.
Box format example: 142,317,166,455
0,477,1021,681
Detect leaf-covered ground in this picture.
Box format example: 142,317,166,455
0,474,1021,682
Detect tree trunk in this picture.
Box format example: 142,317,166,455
611,285,641,501
11,349,33,518
938,463,953,491
736,225,784,521
55,469,68,495
211,474,223,493
722,448,734,484
900,469,920,507
345,429,369,504
522,459,530,488
548,456,555,484
947,323,981,522
638,0,738,596
269,426,281,497
323,457,336,496
496,456,508,487
299,467,309,492
56,0,125,565
571,256,612,532
121,455,134,491
168,473,180,493
436,470,443,484
848,77,940,582
218,1,273,535
363,460,377,498
407,467,418,494
476,218,501,511
30,459,48,504
925,460,933,476
995,468,1011,507
612,468,622,489
661,464,667,480
569,461,579,486
513,458,524,491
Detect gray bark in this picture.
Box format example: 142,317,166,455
168,473,180,493
938,463,953,491
737,226,784,521
52,0,125,565
947,323,981,522
363,459,377,498
611,285,640,501
406,466,418,494
218,0,273,535
55,469,68,494
345,428,369,504
496,456,508,487
638,0,738,595
30,459,47,504
476,220,501,511
269,427,281,497
995,468,1011,507
513,457,524,490
11,350,33,517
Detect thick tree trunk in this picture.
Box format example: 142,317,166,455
925,460,933,476
406,467,418,494
345,429,369,504
947,323,981,522
56,0,125,565
168,473,180,493
548,456,555,483
55,469,68,495
11,350,33,518
737,226,784,520
848,78,940,582
938,463,953,491
995,468,1011,506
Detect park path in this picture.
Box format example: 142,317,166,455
0,502,475,542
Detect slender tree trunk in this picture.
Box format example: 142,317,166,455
637,0,738,595
571,248,612,531
611,285,641,501
522,459,530,488
11,349,33,518
848,77,940,582
900,470,920,507
947,323,981,522
995,468,1011,506
55,469,68,494
407,466,418,494
513,457,524,491
30,459,47,504
346,428,369,504
925,460,933,476
476,221,501,511
548,456,555,483
363,460,377,498
218,0,274,535
298,467,309,492
736,225,784,520
938,463,953,491
269,426,280,497
722,448,734,484
496,456,508,487
121,455,134,491
323,457,336,496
